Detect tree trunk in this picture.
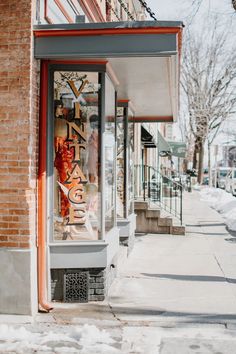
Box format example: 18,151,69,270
183,158,188,173
197,141,204,184
193,143,198,170
208,142,212,187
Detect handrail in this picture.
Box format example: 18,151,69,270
134,164,183,225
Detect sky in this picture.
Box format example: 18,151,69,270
146,0,236,25
146,0,236,163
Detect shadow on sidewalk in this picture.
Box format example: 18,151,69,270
141,273,236,283
107,304,236,323
187,223,226,227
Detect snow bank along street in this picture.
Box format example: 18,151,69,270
200,187,236,231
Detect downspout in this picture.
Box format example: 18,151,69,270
38,60,53,312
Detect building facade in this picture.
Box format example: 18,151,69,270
0,0,182,315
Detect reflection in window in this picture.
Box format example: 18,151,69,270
105,76,116,231
127,110,134,215
116,107,125,218
53,71,101,241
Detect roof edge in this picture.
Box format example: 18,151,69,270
33,20,184,31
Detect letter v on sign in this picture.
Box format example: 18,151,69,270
68,80,89,98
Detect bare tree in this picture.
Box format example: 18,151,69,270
178,110,194,172
181,24,236,184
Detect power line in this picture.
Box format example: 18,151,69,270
67,0,79,15
137,0,157,20
117,0,135,21
106,0,122,21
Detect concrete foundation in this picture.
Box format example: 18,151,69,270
117,213,136,253
51,261,118,303
0,248,38,315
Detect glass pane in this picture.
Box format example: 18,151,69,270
53,71,101,241
116,107,125,218
105,76,116,232
127,109,134,215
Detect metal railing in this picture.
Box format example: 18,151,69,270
134,165,183,224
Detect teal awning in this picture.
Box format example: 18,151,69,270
158,131,171,155
168,141,186,158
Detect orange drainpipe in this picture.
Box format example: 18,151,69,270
38,60,53,312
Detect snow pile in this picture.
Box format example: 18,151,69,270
200,187,236,231
192,183,201,191
0,323,119,353
200,187,224,205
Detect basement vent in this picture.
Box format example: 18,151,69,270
64,270,89,302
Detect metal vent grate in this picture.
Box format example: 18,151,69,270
64,271,89,302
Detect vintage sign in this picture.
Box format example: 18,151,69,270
54,78,88,226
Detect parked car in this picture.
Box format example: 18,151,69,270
212,167,231,189
225,169,236,196
202,176,209,185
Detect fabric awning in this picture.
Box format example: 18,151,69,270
141,126,156,148
158,131,171,155
34,20,183,122
168,141,186,158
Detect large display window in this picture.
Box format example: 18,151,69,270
104,75,116,232
51,70,101,241
116,107,125,218
48,67,117,243
116,103,134,220
127,108,134,215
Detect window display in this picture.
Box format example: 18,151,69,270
53,71,101,241
104,76,116,231
127,110,134,215
116,107,125,218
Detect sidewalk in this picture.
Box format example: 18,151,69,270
107,189,236,325
2,189,236,353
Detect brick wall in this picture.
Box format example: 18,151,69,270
0,0,39,249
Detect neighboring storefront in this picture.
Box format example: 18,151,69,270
116,101,135,251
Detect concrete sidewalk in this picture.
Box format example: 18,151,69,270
107,189,236,326
2,190,236,353
42,189,236,328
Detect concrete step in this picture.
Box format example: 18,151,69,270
170,225,185,235
136,213,171,234
146,209,161,219
158,217,173,227
134,201,185,235
134,201,149,210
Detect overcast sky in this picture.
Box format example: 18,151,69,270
146,0,236,30
146,0,236,149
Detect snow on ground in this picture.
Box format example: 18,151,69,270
0,323,120,353
1,323,236,354
200,187,236,231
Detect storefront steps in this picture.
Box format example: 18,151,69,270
134,201,185,235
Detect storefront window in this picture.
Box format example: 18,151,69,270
53,71,101,241
116,107,125,218
104,75,116,231
127,109,134,215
